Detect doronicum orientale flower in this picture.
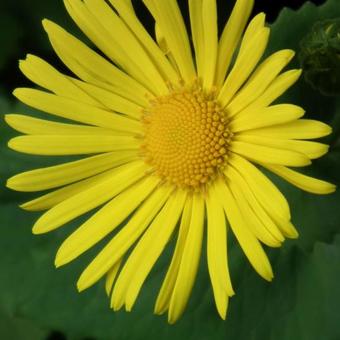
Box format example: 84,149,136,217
6,0,336,323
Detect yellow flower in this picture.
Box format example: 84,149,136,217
6,0,335,323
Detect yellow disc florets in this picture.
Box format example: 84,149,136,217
141,85,231,189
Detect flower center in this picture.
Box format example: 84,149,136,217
141,86,231,189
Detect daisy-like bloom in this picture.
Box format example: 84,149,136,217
6,0,336,323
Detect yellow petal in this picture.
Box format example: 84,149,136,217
144,0,195,82
109,0,179,84
19,54,98,107
19,54,141,118
63,0,154,94
270,218,298,239
214,178,273,281
67,0,168,95
13,88,142,133
7,151,136,192
8,135,139,156
5,114,120,136
42,19,150,106
239,13,266,53
69,78,143,119
168,193,204,324
111,189,186,311
32,161,147,234
225,165,285,243
201,0,218,89
105,260,122,296
77,185,173,293
228,157,298,238
229,178,282,247
245,69,302,111
249,119,332,140
230,141,311,167
206,187,234,320
19,168,122,212
229,154,291,219
263,164,336,194
154,195,193,315
124,190,187,311
218,26,270,108
154,22,180,73
189,0,204,77
110,0,133,11
230,104,305,132
227,50,295,117
56,175,160,269
216,0,254,86
235,134,329,159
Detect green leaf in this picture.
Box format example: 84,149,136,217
266,0,340,124
299,19,340,96
0,312,47,340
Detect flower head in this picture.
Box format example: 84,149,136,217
6,0,335,323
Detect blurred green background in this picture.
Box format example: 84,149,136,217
0,0,340,339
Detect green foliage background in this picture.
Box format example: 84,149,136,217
0,0,340,339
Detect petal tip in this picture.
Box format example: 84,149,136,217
54,256,64,268
154,303,166,315
19,201,38,211
326,125,333,136
219,313,227,321
19,202,29,210
216,302,228,321
42,19,58,35
256,12,266,21
76,281,85,293
229,290,236,297
32,226,43,235
32,220,48,235
111,300,123,311
4,114,14,126
296,69,303,77
167,316,176,325
54,245,73,267
6,177,15,190
42,18,52,28
12,88,20,98
7,138,15,150
287,228,299,239
326,183,336,194
125,304,132,312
